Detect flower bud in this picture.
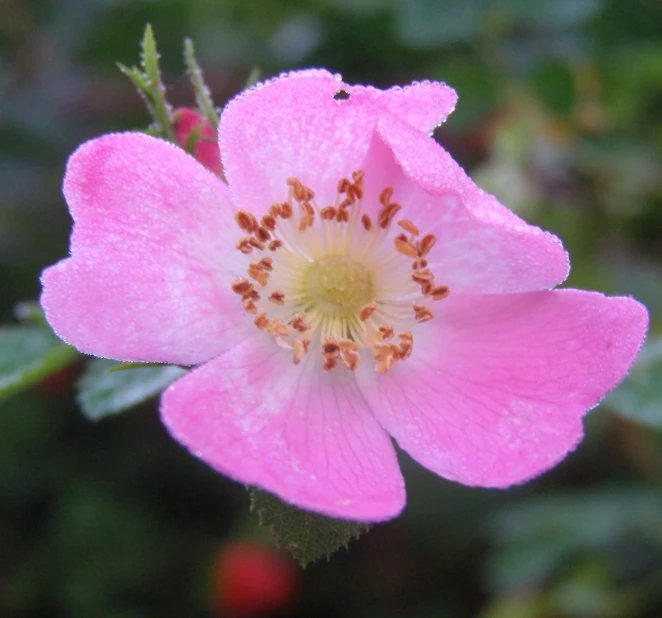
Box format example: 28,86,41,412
172,107,222,176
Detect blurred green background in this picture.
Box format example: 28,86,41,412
2,0,662,616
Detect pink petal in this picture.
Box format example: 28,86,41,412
357,290,648,488
359,131,569,292
161,334,406,521
220,69,380,213
41,132,249,365
377,110,551,230
370,80,458,132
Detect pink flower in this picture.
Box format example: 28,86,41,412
172,107,223,176
40,70,647,522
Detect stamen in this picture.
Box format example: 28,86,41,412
255,227,271,242
292,338,310,365
231,171,446,375
379,187,394,206
431,285,450,301
242,298,257,314
236,238,253,254
267,320,289,337
261,215,276,230
292,313,311,332
398,332,413,360
254,314,269,329
378,325,394,341
418,234,436,256
359,302,377,321
336,207,350,223
236,210,257,232
413,304,434,323
258,257,273,272
338,178,351,194
375,343,398,374
280,202,293,219
269,204,282,218
248,263,269,287
340,344,360,370
320,206,336,220
378,202,402,229
412,269,434,284
395,237,418,258
322,339,340,356
232,279,252,295
398,220,419,236
268,290,285,305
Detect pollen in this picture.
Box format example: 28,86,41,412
229,170,450,372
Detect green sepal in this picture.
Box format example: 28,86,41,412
183,38,219,127
249,487,371,567
182,122,204,156
244,66,262,88
118,24,175,142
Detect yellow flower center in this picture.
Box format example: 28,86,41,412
230,170,450,373
304,255,373,317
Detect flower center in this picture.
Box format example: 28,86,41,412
230,170,450,373
305,256,373,317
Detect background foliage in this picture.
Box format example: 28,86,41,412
1,0,661,616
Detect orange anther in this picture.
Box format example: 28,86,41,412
320,206,336,220
395,237,419,258
268,290,285,305
412,269,434,284
292,313,311,332
379,187,394,206
254,314,269,329
413,304,434,323
261,214,276,230
418,234,437,256
359,302,377,321
431,285,450,301
397,219,419,236
232,279,252,295
280,202,293,219
378,325,394,341
236,238,253,254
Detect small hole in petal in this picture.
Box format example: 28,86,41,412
333,89,350,101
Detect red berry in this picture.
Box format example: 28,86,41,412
211,540,298,617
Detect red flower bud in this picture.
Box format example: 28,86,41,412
172,107,222,176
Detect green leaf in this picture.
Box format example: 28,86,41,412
183,38,219,126
77,359,187,422
606,337,662,430
0,326,79,404
249,487,370,567
14,301,49,325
